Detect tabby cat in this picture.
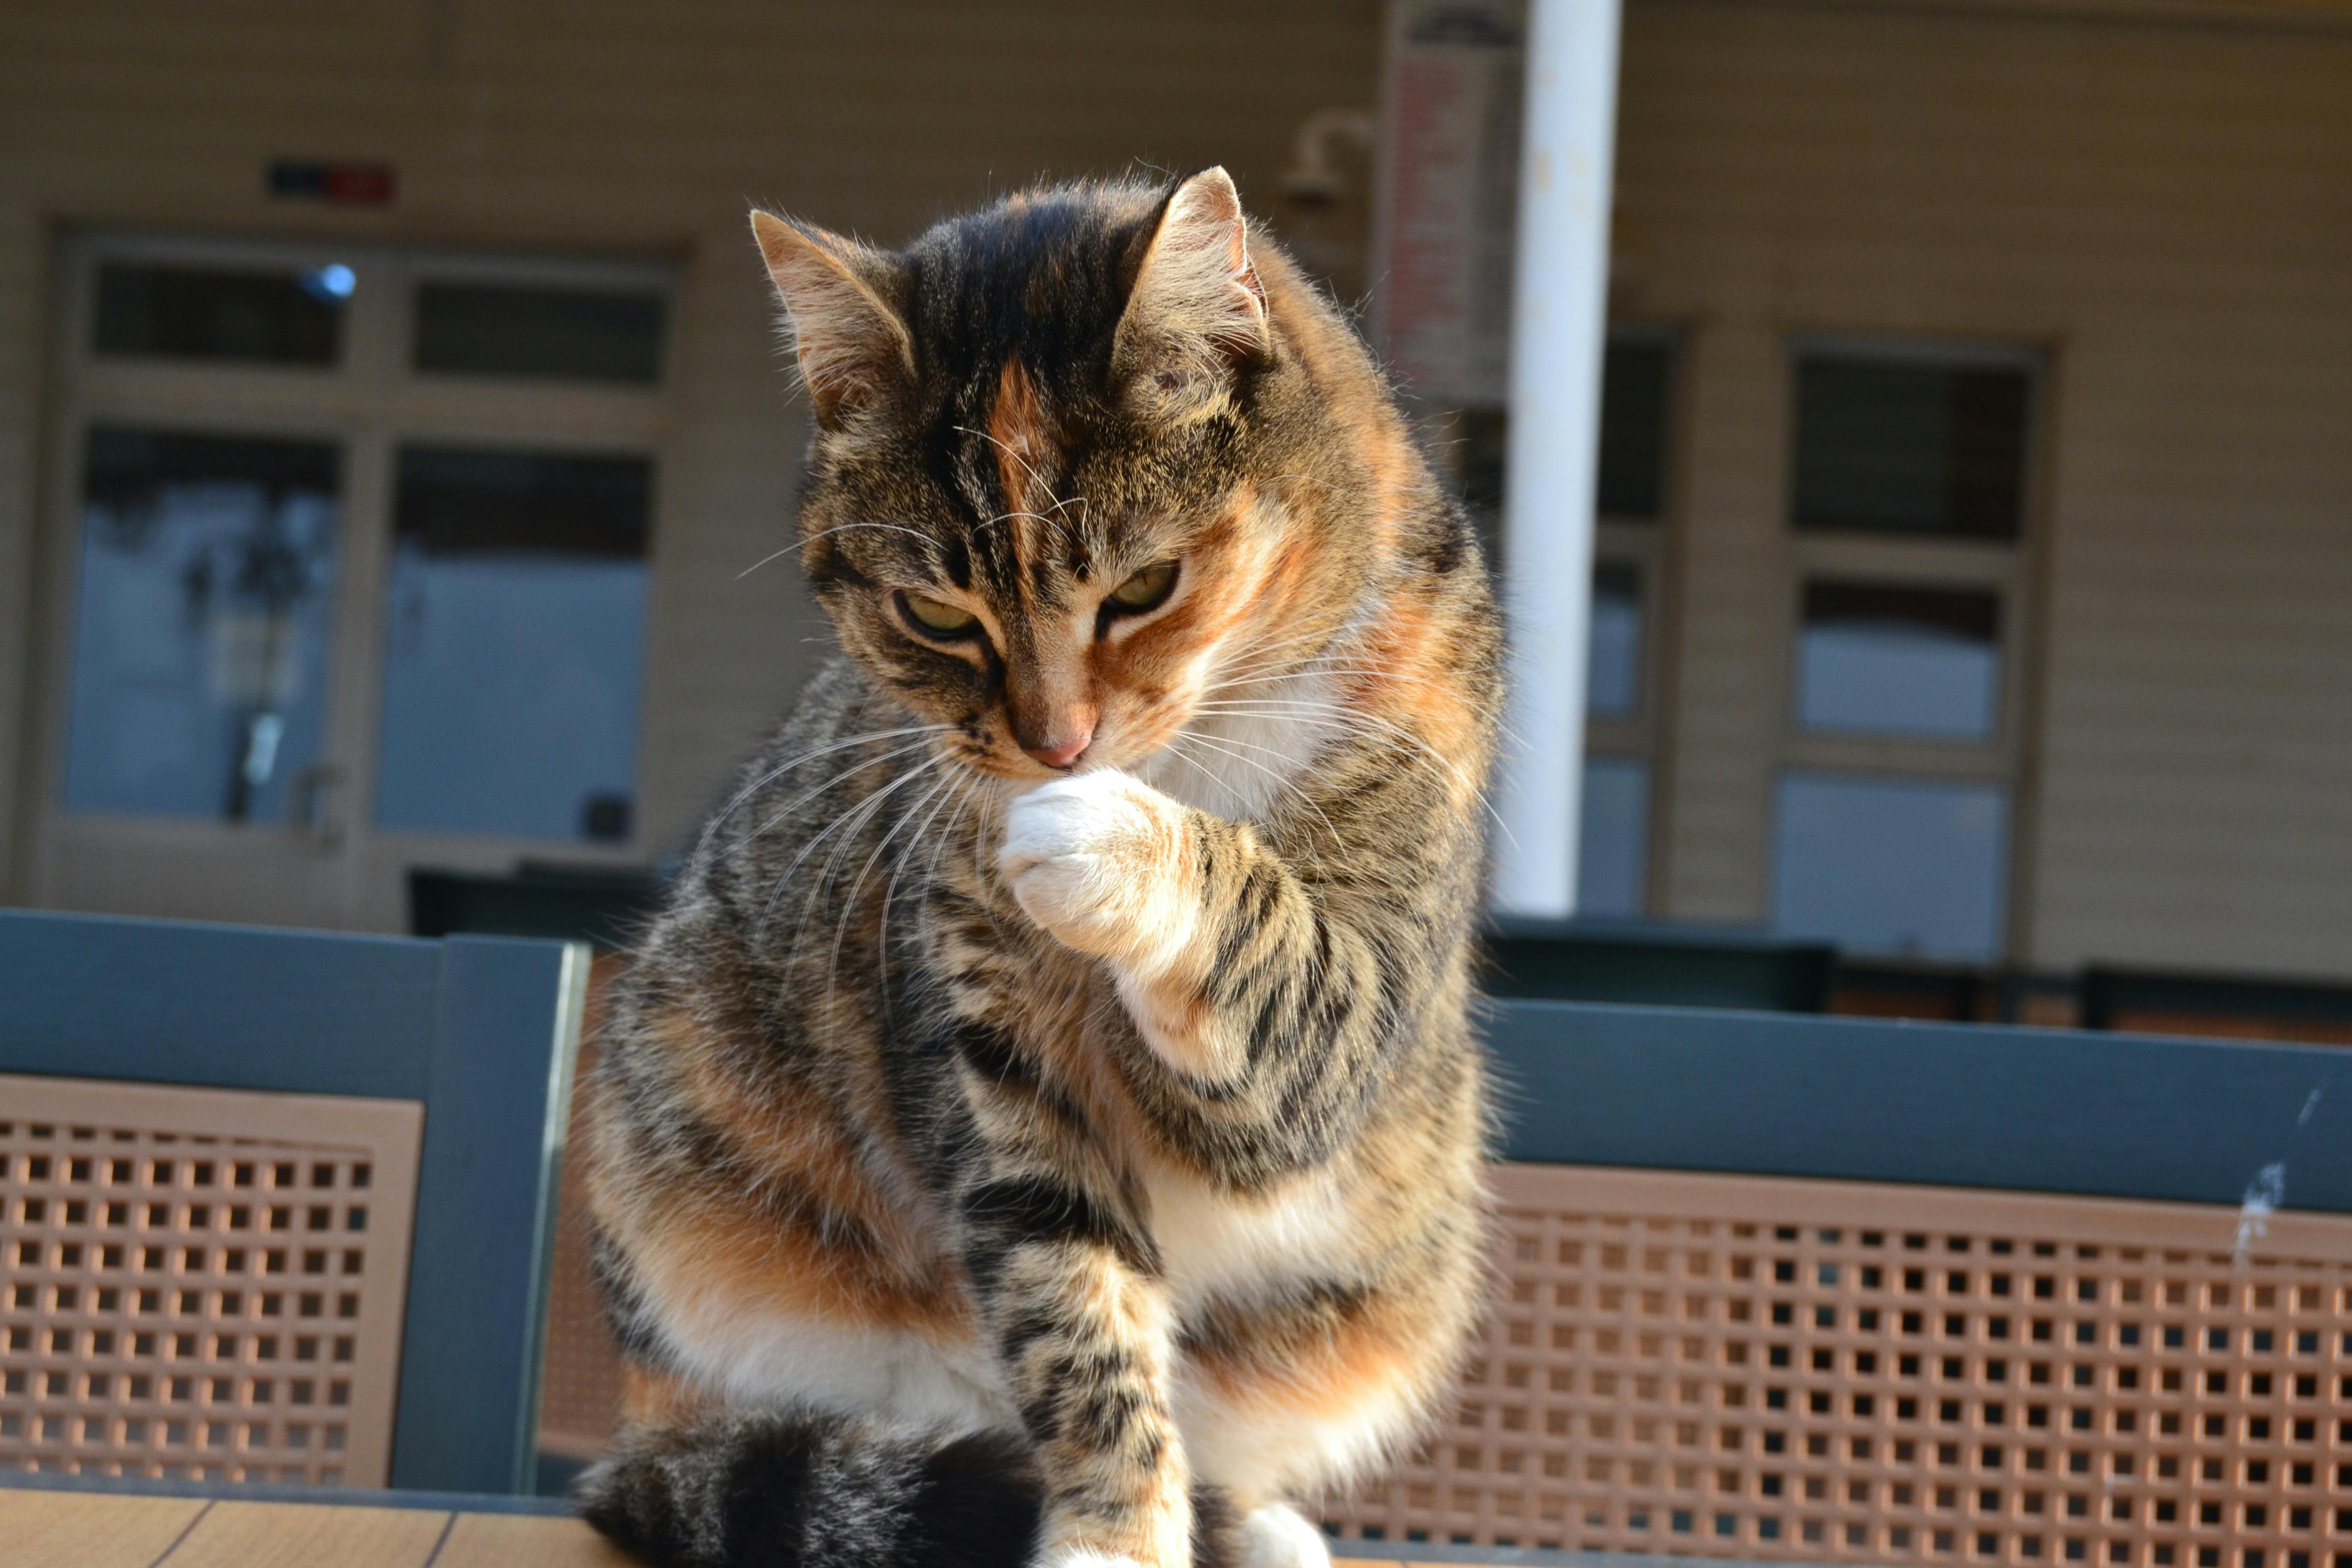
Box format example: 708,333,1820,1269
576,168,1503,1568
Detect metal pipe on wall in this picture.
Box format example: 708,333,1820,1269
1491,0,1622,917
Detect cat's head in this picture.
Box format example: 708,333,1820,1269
752,170,1413,782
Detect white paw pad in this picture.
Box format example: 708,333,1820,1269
1235,1504,1332,1568
998,771,1187,961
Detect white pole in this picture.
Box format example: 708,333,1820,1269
1491,0,1622,918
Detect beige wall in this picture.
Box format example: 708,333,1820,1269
1611,0,2352,976
0,0,1385,896
4,0,2349,979
0,201,41,912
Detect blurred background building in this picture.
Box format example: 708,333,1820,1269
2,0,2347,1012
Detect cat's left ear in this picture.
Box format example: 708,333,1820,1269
750,209,915,429
1113,167,1272,422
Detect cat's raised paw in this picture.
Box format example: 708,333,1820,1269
999,770,1194,970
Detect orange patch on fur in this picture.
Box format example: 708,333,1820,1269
1343,591,1486,809
1355,426,1415,558
636,1192,971,1341
607,1006,973,1341
621,1363,717,1427
1187,1289,1435,1428
988,358,1055,523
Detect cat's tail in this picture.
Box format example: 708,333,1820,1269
573,1408,1239,1568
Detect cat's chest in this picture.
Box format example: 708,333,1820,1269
1138,668,1336,822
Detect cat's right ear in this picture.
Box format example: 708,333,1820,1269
749,210,914,428
1113,167,1272,424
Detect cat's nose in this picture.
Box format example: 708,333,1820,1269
1018,717,1095,770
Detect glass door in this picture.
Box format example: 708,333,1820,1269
28,232,672,933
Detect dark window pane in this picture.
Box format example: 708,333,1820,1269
1588,561,1641,717
65,429,340,822
1772,773,2008,960
1797,581,2002,740
1454,337,1674,531
391,446,651,557
1597,338,1671,518
1793,356,2031,538
377,445,651,842
94,263,348,366
1578,756,1648,918
412,282,666,384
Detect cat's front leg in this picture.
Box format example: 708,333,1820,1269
959,1149,1195,1568
999,768,1293,1084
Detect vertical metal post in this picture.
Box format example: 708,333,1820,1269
1491,0,1622,917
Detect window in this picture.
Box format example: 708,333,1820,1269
1770,341,2038,962
1451,330,1678,917
94,262,350,368
1793,355,2030,539
1588,561,1644,720
375,447,653,842
1583,331,1674,916
412,281,667,383
1771,774,2008,960
1796,582,2001,742
1597,337,1673,520
1579,755,1652,918
45,231,672,933
62,429,339,822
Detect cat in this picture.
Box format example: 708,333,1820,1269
574,167,1502,1568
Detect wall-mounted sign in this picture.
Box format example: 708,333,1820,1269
268,160,398,207
1371,0,1525,409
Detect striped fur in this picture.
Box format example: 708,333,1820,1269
578,169,1501,1568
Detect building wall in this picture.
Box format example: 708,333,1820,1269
1612,0,2352,976
4,0,2349,980
0,204,41,911
0,0,1384,897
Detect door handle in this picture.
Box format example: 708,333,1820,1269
287,762,346,854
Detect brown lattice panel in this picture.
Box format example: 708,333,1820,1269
0,1073,421,1486
537,997,626,1461
1325,1164,2352,1567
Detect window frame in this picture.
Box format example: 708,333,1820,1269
1770,333,2048,960
1584,323,1683,918
1427,324,1684,919
29,228,679,928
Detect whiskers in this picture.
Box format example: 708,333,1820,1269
755,748,957,942
1159,727,1345,868
743,729,1008,1025
699,723,956,856
1156,622,1507,842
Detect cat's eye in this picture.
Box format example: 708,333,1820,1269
899,591,978,636
1105,559,1180,616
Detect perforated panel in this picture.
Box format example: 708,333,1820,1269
1325,1165,2352,1567
537,998,624,1460
0,1074,421,1486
